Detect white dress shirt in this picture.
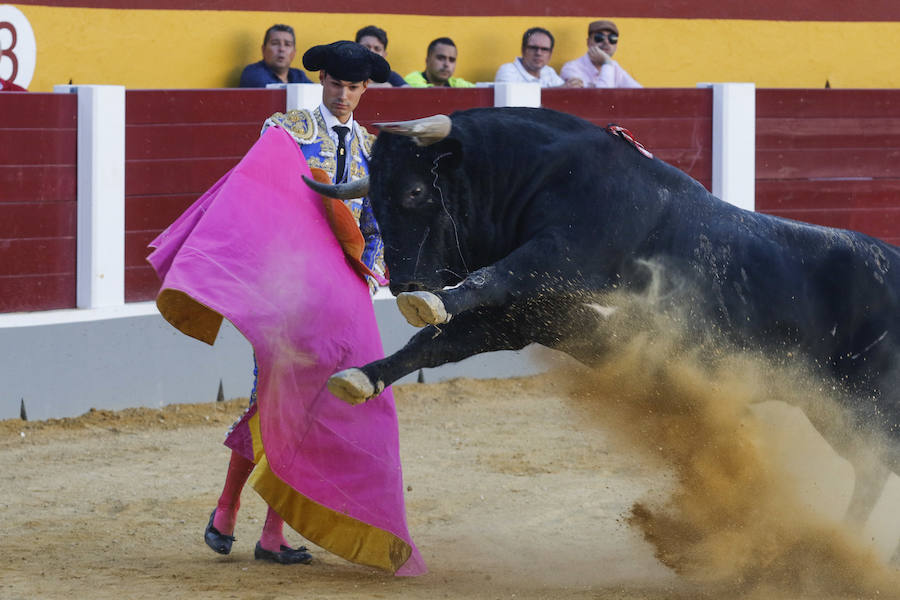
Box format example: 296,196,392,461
560,53,642,88
494,57,565,88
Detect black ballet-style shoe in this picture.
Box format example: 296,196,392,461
204,509,235,555
254,541,313,565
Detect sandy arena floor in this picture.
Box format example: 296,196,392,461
2,372,898,600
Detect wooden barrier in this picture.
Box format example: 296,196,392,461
124,88,287,301
756,89,900,245
3,87,900,312
0,92,78,312
543,88,713,189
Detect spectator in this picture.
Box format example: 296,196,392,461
495,27,577,88
560,20,641,88
405,37,474,88
239,24,312,87
355,25,407,87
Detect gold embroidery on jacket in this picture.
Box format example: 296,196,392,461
269,110,317,143
305,109,338,178
267,109,374,184
359,127,376,157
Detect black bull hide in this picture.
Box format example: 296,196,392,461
311,107,900,506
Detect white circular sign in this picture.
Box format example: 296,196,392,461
0,5,36,89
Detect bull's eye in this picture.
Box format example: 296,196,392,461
399,183,430,209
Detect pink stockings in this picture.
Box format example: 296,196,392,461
212,450,289,551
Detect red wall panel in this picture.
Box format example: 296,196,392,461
5,87,898,313
756,89,900,244
125,89,287,125
757,117,900,150
0,165,77,203
0,93,77,312
542,88,713,188
756,90,900,119
0,203,77,238
124,88,287,301
0,274,77,313
355,88,494,125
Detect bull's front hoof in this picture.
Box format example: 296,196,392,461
327,369,375,405
397,291,450,327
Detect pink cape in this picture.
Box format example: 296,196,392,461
147,127,426,576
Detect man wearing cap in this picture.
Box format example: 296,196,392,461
203,41,391,566
560,19,642,88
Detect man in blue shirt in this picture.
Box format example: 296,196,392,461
355,25,407,87
239,24,312,87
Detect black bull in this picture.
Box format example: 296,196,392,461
306,107,900,526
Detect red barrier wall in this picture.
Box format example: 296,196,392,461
4,87,899,312
0,92,78,312
355,87,494,125
543,88,713,189
124,89,287,301
756,89,900,245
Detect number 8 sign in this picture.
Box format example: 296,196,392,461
0,5,36,89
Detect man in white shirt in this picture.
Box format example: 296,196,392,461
561,20,641,89
495,27,578,88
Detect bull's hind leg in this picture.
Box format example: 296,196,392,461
794,393,896,534
844,455,900,565
844,451,892,528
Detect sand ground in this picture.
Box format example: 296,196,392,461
1,373,897,600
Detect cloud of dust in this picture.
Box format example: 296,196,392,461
549,288,900,598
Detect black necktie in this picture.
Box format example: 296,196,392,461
333,125,350,183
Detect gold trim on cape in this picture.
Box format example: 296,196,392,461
246,411,413,573
155,288,223,345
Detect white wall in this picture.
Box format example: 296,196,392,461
0,298,559,420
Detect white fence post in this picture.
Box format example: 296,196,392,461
699,82,756,211
54,84,126,308
267,82,322,111
493,82,541,108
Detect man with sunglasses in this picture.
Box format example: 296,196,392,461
494,27,578,87
561,19,641,88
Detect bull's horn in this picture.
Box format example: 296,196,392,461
302,175,370,200
375,115,452,146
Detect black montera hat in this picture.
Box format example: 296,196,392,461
303,40,391,83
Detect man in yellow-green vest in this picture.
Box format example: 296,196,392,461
405,37,475,87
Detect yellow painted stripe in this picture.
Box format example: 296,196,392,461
20,6,900,90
